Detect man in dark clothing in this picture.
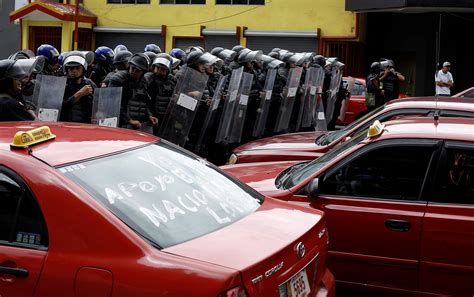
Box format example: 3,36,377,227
60,52,96,123
366,62,385,110
145,53,177,131
0,59,37,121
379,59,405,102
89,46,115,87
109,53,158,134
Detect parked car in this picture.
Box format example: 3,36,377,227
222,117,474,296
228,97,474,164
453,87,474,98
0,123,334,296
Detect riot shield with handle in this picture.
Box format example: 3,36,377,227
195,75,228,154
158,67,208,147
91,87,122,128
229,72,254,144
274,67,303,133
252,68,277,138
32,74,67,122
325,67,343,124
215,67,244,143
338,76,356,123
300,66,325,129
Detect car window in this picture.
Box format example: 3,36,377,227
0,170,48,248
462,90,474,98
283,131,368,188
317,105,383,145
60,141,263,249
320,143,438,201
352,82,365,96
431,144,473,204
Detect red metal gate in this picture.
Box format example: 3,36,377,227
29,26,62,53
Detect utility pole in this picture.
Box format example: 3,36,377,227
74,0,79,50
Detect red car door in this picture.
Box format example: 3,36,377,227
0,168,47,296
291,139,441,291
420,142,474,296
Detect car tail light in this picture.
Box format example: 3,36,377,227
218,286,249,297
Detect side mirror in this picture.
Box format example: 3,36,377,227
306,178,320,199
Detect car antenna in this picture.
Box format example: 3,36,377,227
434,13,442,122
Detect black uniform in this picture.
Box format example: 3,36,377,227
60,77,96,123
145,72,177,125
109,70,153,128
0,94,36,121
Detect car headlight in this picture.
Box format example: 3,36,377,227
227,153,238,165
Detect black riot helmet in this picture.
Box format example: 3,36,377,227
0,59,27,81
128,53,150,71
370,61,381,74
113,50,133,70
186,51,205,66
312,55,326,67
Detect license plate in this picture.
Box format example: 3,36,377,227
279,269,311,297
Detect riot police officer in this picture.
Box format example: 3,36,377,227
102,50,133,87
0,59,37,121
145,53,177,132
60,52,96,123
366,61,384,110
109,53,158,133
145,44,162,54
36,44,60,76
89,46,114,86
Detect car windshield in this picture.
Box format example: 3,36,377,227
59,142,263,249
316,105,383,146
283,131,368,188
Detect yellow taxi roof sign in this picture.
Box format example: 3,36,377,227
11,126,56,149
367,120,385,138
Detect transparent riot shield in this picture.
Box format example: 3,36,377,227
301,66,325,129
338,76,355,123
91,87,122,128
195,75,228,154
325,68,343,124
32,75,67,122
229,72,254,144
158,67,208,147
274,67,303,133
314,94,327,132
215,67,244,143
252,69,277,138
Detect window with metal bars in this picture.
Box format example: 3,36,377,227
216,0,264,4
160,0,205,3
107,0,150,4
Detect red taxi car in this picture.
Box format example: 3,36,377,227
453,87,474,98
0,123,334,296
228,97,473,164
223,117,474,296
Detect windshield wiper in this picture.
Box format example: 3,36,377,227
314,133,327,145
275,162,309,189
315,132,333,146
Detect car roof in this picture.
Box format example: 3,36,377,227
370,116,474,143
0,122,158,167
384,97,473,111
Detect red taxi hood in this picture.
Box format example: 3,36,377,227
234,132,321,152
221,161,299,196
164,197,326,294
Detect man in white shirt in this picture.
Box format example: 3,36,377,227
435,61,454,96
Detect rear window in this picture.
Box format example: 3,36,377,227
59,142,263,248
